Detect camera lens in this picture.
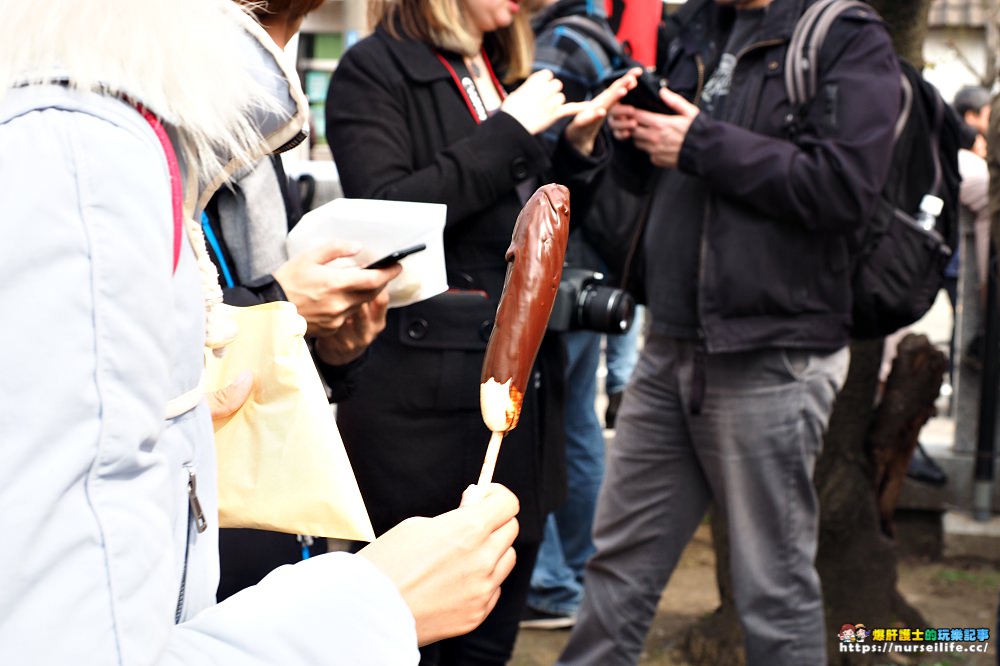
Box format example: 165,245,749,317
577,285,636,334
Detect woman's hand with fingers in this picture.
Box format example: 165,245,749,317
501,69,588,135
564,66,642,155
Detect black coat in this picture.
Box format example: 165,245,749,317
325,26,606,541
639,0,901,352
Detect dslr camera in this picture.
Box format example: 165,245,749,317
548,267,635,334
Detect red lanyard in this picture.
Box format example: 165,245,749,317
436,49,506,124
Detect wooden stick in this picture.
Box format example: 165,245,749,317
477,431,504,487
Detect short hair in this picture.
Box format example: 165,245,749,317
240,0,326,20
370,0,534,83
954,85,992,117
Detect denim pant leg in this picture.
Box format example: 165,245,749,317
605,305,643,395
689,346,849,666
558,336,713,666
528,515,582,613
529,330,604,614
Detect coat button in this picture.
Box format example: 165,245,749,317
510,157,529,181
479,319,494,342
407,318,429,340
768,60,779,71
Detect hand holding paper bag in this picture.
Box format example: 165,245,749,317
207,370,254,420
205,302,375,542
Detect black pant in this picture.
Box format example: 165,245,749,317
217,529,328,601
418,541,539,666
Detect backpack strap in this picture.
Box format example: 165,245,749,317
135,104,183,275
549,15,626,72
924,70,945,197
785,0,874,107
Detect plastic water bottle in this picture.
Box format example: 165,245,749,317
915,194,944,231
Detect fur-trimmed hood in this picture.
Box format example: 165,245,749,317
0,0,309,195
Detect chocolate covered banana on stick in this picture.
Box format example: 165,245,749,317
478,184,570,487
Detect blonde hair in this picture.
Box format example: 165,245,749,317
370,0,534,83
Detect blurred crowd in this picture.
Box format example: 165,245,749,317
2,0,997,665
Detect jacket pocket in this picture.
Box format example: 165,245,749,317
395,290,496,351
388,290,498,411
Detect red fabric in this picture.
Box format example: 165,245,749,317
136,105,183,275
605,0,660,67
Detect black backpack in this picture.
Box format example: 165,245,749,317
787,0,959,339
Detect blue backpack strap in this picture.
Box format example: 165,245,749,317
548,15,626,75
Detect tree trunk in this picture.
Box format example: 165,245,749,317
684,4,939,664
871,334,949,536
869,0,934,66
815,335,943,665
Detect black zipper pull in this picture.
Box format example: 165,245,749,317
187,469,207,534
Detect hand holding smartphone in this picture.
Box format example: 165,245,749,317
364,243,427,269
619,72,674,115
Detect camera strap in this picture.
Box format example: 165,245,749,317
436,49,506,124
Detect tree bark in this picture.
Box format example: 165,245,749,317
871,334,949,536
816,335,942,665
684,4,940,664
869,0,934,66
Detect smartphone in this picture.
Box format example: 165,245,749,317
364,243,427,269
620,72,674,115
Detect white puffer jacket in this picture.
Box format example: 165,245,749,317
0,3,418,664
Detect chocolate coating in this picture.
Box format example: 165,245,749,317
480,184,570,424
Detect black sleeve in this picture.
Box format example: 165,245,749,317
313,347,369,403
677,18,901,233
221,275,287,307
326,43,552,228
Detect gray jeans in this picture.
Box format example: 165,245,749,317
557,335,849,666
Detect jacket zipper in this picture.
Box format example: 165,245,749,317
275,130,308,154
733,39,783,127
694,54,706,103
175,467,206,623
696,37,786,354
620,54,707,293
187,469,207,534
